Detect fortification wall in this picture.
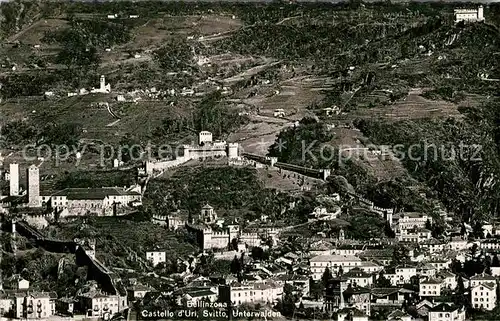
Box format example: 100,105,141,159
145,156,190,175
24,213,54,229
76,246,117,295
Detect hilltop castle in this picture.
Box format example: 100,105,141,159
1,163,141,217
454,5,484,23
186,204,261,251
145,131,240,175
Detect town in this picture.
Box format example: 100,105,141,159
0,1,499,321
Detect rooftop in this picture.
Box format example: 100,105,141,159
51,187,140,200
420,277,443,285
470,273,496,281
310,255,361,263
430,303,460,313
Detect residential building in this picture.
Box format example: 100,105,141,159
420,239,446,253
78,290,128,319
419,278,443,297
470,273,496,288
359,261,383,274
219,281,283,306
310,255,362,280
428,303,466,321
448,237,468,251
395,265,418,285
182,289,218,306
428,260,451,272
13,292,56,319
471,282,497,311
398,228,431,243
437,271,457,290
127,284,155,301
397,213,431,231
146,250,166,267
343,268,373,287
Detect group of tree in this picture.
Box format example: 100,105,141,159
0,120,82,148
43,17,132,69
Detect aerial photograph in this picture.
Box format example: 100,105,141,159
0,0,499,320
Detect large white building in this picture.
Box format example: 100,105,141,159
428,303,466,321
396,212,431,231
419,278,444,298
471,282,496,311
43,187,142,216
219,281,283,306
186,205,263,251
144,131,240,175
146,250,167,267
395,265,418,285
470,273,497,311
454,6,484,23
398,228,432,243
310,255,362,280
78,290,128,319
13,292,55,319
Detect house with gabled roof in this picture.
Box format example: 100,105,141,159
428,303,465,321
471,279,497,311
419,277,444,297
343,268,374,287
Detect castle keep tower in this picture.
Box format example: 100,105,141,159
9,163,19,196
27,165,40,206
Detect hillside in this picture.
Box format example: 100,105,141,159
1,1,499,221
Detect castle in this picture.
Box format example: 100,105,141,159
1,163,141,217
0,163,40,207
145,131,240,175
454,5,484,23
186,204,262,251
91,75,111,94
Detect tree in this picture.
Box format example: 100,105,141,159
457,276,465,293
392,244,409,266
492,255,500,267
251,247,265,261
376,272,392,287
451,259,462,274
338,266,344,277
309,277,322,300
472,221,483,239
230,255,241,275
322,267,332,288
453,276,469,308
230,238,238,251
384,221,396,238
280,284,296,316
425,219,432,230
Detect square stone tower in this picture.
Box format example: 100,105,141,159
27,165,40,206
9,163,19,196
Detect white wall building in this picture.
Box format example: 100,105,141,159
397,213,431,231
471,282,496,311
146,251,166,267
428,303,466,321
395,265,418,285
219,281,283,306
454,6,484,23
310,255,362,280
419,278,443,297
